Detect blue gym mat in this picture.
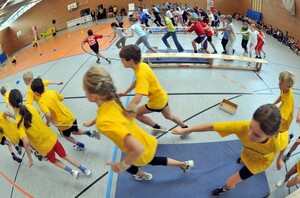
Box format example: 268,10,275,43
115,140,269,198
144,49,209,64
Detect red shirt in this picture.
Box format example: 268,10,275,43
84,34,103,46
188,21,205,36
201,22,213,36
257,31,265,43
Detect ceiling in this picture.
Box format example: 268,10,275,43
0,0,40,26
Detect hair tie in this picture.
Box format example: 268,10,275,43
96,81,103,91
18,102,22,107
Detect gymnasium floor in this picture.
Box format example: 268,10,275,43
0,18,300,198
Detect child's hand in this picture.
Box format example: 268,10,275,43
83,120,94,127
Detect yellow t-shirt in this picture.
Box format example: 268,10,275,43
214,121,288,174
26,80,50,105
0,112,20,144
15,104,57,156
96,100,158,166
4,91,9,105
279,89,294,132
165,17,175,32
135,62,168,109
38,90,75,131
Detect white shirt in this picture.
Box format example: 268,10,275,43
131,23,146,37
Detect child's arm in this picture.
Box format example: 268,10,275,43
49,81,63,85
125,29,135,38
44,112,54,127
172,123,214,135
127,94,143,111
3,111,15,119
110,33,117,43
118,81,136,97
296,108,300,123
107,134,144,173
276,148,286,170
22,137,33,168
83,119,96,127
273,96,282,105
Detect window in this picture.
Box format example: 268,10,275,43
0,0,42,31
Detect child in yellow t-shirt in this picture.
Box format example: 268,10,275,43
272,71,295,162
82,65,194,180
22,71,63,105
8,89,91,179
118,45,188,138
30,77,100,151
0,112,22,163
172,104,287,196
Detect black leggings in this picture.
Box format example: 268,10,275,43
221,38,228,52
241,39,248,52
239,166,254,180
126,156,167,174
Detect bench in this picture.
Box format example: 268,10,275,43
142,52,268,72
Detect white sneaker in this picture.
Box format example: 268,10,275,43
151,127,167,136
276,179,287,187
83,167,91,176
132,172,153,181
90,130,101,140
73,144,87,151
180,132,191,140
181,160,194,172
71,170,79,180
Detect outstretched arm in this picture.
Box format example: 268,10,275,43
126,29,135,38
172,123,214,135
118,81,136,97
49,81,63,85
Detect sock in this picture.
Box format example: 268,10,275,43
84,130,91,136
194,50,197,53
11,152,15,156
153,124,160,129
76,142,85,148
287,152,291,157
64,165,72,173
78,165,86,172
182,125,188,128
15,146,19,151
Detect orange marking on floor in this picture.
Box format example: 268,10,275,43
0,20,130,79
231,80,237,84
221,75,227,79
0,170,34,198
241,86,247,90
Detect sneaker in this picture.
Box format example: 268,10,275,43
96,59,100,64
181,160,194,172
211,187,228,196
34,151,43,161
212,50,218,54
71,170,79,180
276,179,287,187
132,172,153,181
83,167,91,176
282,154,290,162
12,155,22,163
180,133,190,139
151,127,167,136
90,130,101,140
221,51,227,54
73,144,87,151
16,145,22,155
106,58,111,64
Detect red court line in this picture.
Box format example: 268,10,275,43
0,170,34,198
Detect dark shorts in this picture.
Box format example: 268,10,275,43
239,165,254,180
0,136,6,145
194,35,206,44
207,35,212,42
90,43,99,54
61,120,79,137
145,103,168,112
